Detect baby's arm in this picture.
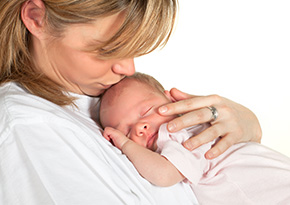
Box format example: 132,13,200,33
103,127,185,187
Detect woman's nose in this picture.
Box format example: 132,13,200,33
112,58,135,76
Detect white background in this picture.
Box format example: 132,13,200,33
135,1,290,157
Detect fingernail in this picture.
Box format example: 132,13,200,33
168,122,176,132
206,151,214,159
184,142,193,150
159,106,168,114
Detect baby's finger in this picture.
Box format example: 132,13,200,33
103,128,111,141
103,130,112,142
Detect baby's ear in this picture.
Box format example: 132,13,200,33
164,90,176,102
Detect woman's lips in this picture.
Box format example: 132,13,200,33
101,84,113,89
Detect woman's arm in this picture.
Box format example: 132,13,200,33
103,127,185,187
159,88,262,159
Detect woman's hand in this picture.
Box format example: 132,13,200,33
158,88,262,159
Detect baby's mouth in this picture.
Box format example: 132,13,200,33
146,132,158,149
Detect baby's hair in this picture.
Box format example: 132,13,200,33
126,72,165,94
100,72,165,106
100,72,166,102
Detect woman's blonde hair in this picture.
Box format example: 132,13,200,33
0,0,177,105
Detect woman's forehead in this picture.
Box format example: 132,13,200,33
62,12,126,49
87,12,126,44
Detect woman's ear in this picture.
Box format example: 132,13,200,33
164,90,176,102
21,0,46,37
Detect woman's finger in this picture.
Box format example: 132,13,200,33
183,122,225,151
166,107,215,132
204,133,238,159
169,88,194,101
159,94,222,117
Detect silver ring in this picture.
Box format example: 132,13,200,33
207,106,218,122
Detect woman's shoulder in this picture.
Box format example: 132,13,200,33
0,82,63,120
0,81,101,126
0,82,98,127
0,82,102,144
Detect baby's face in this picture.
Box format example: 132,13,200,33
100,79,175,151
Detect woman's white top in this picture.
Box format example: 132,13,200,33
0,82,198,205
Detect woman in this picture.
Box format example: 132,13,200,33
0,0,261,204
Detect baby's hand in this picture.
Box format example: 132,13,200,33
103,127,130,150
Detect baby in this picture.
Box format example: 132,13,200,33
99,72,290,204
